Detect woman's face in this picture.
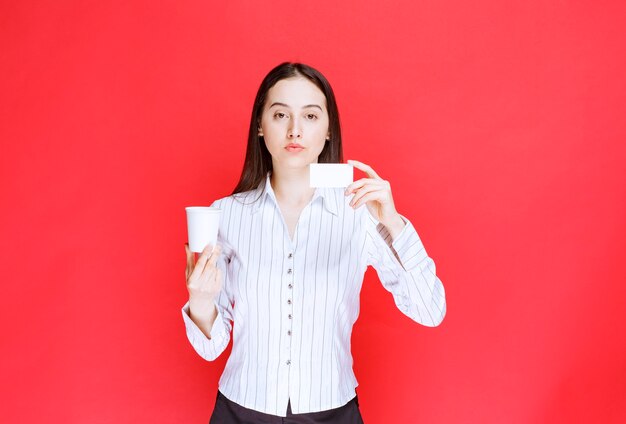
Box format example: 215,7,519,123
259,77,330,171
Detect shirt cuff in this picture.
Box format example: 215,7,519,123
181,300,227,342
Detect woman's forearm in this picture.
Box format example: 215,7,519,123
188,297,218,339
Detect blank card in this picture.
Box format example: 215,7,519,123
309,163,354,188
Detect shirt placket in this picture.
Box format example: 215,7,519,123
275,215,298,416
285,251,294,366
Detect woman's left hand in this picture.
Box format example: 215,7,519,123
345,159,405,235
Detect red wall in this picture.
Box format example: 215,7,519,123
2,1,625,422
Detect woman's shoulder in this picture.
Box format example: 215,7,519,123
211,188,263,210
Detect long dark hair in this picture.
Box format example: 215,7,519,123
232,62,343,195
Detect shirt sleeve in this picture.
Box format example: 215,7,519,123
181,234,234,361
365,213,447,327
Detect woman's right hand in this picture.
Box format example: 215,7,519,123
185,243,223,319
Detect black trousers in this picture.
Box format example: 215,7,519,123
209,391,365,424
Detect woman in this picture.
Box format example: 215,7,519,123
182,62,446,423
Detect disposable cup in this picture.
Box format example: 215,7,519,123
185,207,221,253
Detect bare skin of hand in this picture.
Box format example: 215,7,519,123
185,243,223,338
345,159,406,238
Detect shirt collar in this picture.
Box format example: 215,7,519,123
251,173,338,216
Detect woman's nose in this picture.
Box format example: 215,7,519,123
287,121,302,139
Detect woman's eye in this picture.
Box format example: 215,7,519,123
306,114,318,120
274,112,287,119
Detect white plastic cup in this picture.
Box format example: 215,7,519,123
185,207,221,253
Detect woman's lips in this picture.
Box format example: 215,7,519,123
285,143,304,152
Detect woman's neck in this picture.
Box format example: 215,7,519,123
270,166,315,206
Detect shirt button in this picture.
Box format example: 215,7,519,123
287,299,292,305
287,330,292,336
286,360,291,365
287,269,292,274
288,283,293,289
288,253,293,259
288,314,292,319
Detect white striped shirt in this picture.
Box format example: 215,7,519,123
182,174,446,416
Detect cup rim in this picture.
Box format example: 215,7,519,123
185,206,221,213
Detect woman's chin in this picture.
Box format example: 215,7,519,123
275,156,317,170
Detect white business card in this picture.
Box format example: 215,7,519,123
309,163,354,188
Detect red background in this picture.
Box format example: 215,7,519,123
1,1,625,423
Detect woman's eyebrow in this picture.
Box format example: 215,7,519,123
269,102,323,111
303,104,323,111
269,102,290,109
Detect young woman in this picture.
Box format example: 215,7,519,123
182,62,446,423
